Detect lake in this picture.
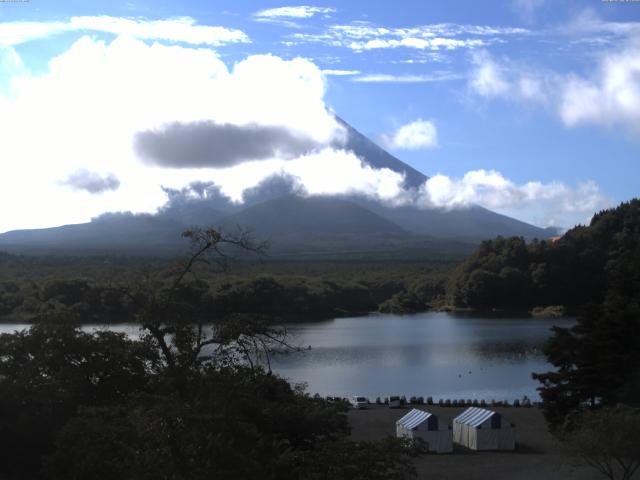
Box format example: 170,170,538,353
269,312,573,402
0,312,573,401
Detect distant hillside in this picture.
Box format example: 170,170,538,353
0,214,187,255
354,199,551,241
220,195,405,238
447,199,640,309
215,195,476,259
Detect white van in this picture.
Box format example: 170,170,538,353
350,396,369,409
388,395,402,408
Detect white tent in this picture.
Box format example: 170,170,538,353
453,407,515,451
396,409,453,453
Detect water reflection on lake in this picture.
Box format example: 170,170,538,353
0,312,573,401
269,312,574,401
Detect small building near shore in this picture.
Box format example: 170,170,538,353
396,409,453,453
453,407,515,451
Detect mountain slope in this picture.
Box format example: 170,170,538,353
0,214,188,254
334,116,428,189
354,199,550,241
217,195,474,259
219,195,405,239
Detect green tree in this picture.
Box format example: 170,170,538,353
562,407,640,480
533,304,640,430
0,323,157,479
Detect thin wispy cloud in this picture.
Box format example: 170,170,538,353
255,6,336,19
511,0,546,23
0,16,249,46
322,69,361,76
564,9,640,38
346,37,485,52
353,72,463,82
289,21,528,52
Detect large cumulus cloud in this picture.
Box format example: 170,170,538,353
0,33,342,232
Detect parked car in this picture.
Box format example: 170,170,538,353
350,396,369,409
388,395,402,408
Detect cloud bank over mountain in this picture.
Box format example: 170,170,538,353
0,16,613,233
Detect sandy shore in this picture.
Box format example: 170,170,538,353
348,405,599,480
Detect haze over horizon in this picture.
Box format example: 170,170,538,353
1,0,639,234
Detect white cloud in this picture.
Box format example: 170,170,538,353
559,42,640,130
469,51,510,96
329,23,528,39
289,21,527,52
0,16,249,46
0,34,342,233
384,119,438,150
322,69,360,76
468,50,548,102
416,170,611,227
283,149,405,199
353,72,463,83
175,148,407,204
346,37,484,52
254,6,335,19
468,42,640,131
0,45,25,92
188,152,610,228
564,9,640,39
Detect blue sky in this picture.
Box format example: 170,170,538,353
0,0,639,232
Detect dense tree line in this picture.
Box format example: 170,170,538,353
0,229,420,479
525,201,640,434
0,256,453,322
445,200,640,438
448,199,640,311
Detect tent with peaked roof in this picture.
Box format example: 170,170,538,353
396,409,453,453
453,407,515,451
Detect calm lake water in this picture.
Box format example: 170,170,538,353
0,312,573,401
270,312,574,401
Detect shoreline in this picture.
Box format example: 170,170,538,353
0,307,577,325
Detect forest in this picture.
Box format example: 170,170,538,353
447,199,640,312
0,253,453,323
5,199,638,324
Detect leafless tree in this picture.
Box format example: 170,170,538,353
119,227,298,393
